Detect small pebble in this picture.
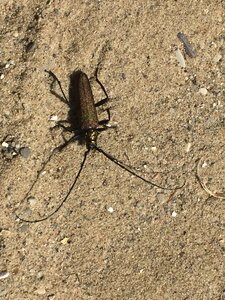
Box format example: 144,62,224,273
175,48,186,68
218,238,225,248
177,32,197,58
49,115,58,121
171,211,177,217
107,207,114,213
0,74,4,80
201,161,207,168
27,196,37,207
12,151,18,156
37,272,44,280
60,237,70,245
0,271,9,279
185,142,191,152
1,141,9,148
26,41,35,52
213,53,222,63
20,147,31,158
199,88,208,96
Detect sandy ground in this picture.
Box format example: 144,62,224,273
0,1,225,299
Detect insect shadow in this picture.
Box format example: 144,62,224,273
15,68,185,223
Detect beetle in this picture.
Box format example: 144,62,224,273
15,68,184,222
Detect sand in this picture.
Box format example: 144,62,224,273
0,1,225,299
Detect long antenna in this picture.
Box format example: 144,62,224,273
45,70,69,105
15,150,90,223
95,145,185,190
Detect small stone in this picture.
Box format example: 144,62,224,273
107,207,114,213
27,197,36,207
213,53,222,63
0,271,9,279
218,238,225,248
202,161,207,168
37,272,44,280
199,88,208,96
0,74,4,80
60,237,70,245
175,48,186,68
1,141,9,148
49,115,58,121
185,142,191,152
20,147,31,158
171,211,177,217
26,41,35,52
